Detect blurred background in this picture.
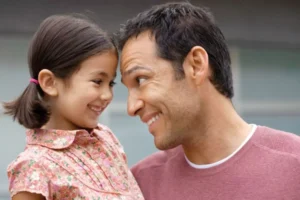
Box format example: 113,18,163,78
0,0,300,198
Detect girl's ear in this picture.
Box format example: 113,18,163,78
38,69,59,97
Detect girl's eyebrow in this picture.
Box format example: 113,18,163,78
89,71,117,79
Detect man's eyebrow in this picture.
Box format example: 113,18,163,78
121,65,152,83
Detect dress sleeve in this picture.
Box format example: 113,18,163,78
7,158,50,199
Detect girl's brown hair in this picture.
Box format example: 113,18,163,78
3,15,116,129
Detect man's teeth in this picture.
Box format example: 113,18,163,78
147,115,159,126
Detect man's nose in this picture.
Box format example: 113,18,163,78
127,92,144,116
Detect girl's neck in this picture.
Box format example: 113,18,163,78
42,113,80,131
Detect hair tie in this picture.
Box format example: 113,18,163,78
30,78,39,85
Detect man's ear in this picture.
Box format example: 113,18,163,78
182,46,209,85
38,69,58,97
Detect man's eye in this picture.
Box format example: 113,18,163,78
136,77,146,84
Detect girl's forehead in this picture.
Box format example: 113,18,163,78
73,52,118,77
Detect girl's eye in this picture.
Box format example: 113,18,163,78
92,80,102,85
109,81,116,87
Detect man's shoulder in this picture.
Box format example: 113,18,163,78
254,126,300,156
131,146,181,175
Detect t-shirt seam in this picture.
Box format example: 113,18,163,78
251,140,300,163
253,126,300,161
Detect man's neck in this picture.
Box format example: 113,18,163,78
182,96,252,165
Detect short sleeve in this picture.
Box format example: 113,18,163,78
7,158,50,199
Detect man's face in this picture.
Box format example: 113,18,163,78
120,31,201,150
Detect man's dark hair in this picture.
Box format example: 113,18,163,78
116,2,233,98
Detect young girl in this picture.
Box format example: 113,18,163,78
3,15,144,200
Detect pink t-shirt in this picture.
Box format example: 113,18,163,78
7,124,144,200
131,126,300,200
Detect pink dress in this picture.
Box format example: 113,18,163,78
7,124,144,200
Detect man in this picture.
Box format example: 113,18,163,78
116,2,300,200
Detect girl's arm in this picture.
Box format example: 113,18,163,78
12,191,46,200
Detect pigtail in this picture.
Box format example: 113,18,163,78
2,82,50,129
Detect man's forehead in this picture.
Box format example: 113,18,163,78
120,34,155,74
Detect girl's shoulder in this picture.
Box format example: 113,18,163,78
7,146,50,198
7,145,48,173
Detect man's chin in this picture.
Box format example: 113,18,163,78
154,136,180,150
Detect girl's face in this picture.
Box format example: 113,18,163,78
48,50,118,130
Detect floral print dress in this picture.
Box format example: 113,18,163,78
7,124,144,200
